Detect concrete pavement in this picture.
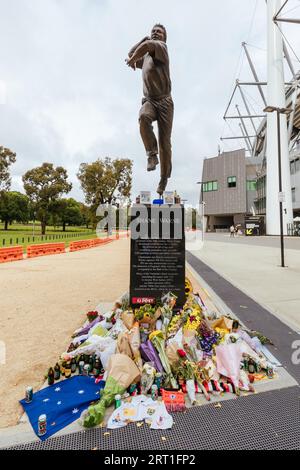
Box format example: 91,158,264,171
193,234,300,332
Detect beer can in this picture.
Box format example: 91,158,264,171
25,386,33,403
38,414,47,436
267,365,274,379
129,383,137,396
151,384,158,401
115,394,122,409
154,373,163,391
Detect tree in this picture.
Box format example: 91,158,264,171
79,203,92,229
0,146,16,191
22,163,72,235
0,191,29,230
77,158,132,210
55,198,83,231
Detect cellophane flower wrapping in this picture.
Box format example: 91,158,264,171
149,331,178,389
186,379,196,404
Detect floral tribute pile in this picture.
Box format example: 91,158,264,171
43,279,275,429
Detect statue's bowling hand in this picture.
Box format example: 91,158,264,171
125,56,136,70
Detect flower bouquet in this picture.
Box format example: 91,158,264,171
167,313,182,338
160,305,173,337
185,362,197,405
183,309,202,333
81,354,140,428
149,331,178,389
185,278,193,297
134,304,157,322
160,292,177,337
197,319,220,355
87,311,100,323
172,349,197,404
135,304,161,332
140,363,156,394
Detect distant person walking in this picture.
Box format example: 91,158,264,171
230,225,235,238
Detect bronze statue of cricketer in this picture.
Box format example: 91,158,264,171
126,24,174,195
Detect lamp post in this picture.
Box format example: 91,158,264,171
264,105,292,267
196,181,205,241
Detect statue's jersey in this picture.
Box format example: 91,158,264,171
139,40,171,99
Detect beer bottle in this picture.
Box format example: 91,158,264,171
61,360,66,376
87,356,93,375
78,354,84,364
48,367,55,386
54,363,61,381
71,358,77,374
93,358,102,377
248,358,256,374
64,361,72,378
92,354,97,369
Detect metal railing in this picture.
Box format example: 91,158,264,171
287,223,300,236
1,231,95,247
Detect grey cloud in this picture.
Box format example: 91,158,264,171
0,0,300,207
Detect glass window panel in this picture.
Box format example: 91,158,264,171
228,176,236,188
247,180,256,191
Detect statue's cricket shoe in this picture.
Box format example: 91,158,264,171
147,154,159,172
156,176,168,196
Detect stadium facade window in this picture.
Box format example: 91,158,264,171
247,180,257,191
227,176,237,188
203,181,218,192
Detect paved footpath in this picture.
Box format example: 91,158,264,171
194,234,300,332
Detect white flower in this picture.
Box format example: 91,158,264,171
55,387,61,392
78,390,85,394
43,398,50,403
72,408,79,414
57,401,62,405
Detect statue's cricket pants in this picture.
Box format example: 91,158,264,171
139,95,174,179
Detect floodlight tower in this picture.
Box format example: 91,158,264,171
266,0,293,235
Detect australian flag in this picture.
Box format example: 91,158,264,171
20,376,105,441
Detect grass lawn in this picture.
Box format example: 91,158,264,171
0,223,101,251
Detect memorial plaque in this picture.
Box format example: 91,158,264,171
130,204,185,308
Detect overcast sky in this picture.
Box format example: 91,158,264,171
0,0,300,206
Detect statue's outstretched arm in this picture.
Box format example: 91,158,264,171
128,36,150,58
126,40,155,69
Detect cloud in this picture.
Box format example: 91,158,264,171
0,0,300,206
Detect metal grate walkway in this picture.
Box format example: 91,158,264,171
5,387,300,450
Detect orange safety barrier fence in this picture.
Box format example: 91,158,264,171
69,238,114,252
27,243,66,259
0,246,23,263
